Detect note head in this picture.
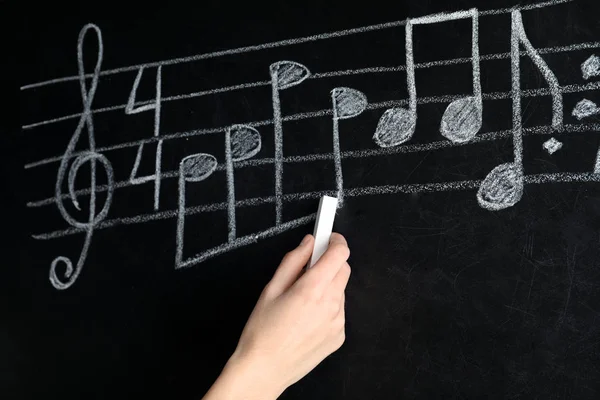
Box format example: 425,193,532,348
373,107,416,148
440,96,482,144
180,154,218,182
229,125,262,162
332,87,368,120
269,61,311,90
477,163,524,211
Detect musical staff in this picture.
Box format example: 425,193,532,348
21,0,600,289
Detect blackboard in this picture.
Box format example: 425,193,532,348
5,0,600,398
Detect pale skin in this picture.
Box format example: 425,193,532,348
202,233,351,400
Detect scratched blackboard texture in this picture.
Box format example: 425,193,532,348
4,0,600,399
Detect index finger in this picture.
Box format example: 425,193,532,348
302,233,350,294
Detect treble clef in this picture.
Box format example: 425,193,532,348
49,24,115,290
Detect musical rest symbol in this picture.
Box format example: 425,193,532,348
374,9,483,148
478,10,563,211
50,24,115,290
331,87,367,206
225,125,262,242
269,60,311,225
176,153,218,269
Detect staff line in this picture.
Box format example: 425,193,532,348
21,39,600,131
20,0,572,91
31,171,600,241
23,80,600,171
24,123,600,209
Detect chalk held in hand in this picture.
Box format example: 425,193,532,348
308,196,339,268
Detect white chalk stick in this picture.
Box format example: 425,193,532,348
308,196,338,268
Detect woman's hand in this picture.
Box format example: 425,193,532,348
202,233,351,400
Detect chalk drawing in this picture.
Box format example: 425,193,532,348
543,138,563,154
478,10,564,211
582,54,600,80
49,24,115,290
20,0,600,289
25,122,600,210
125,66,163,210
331,87,368,206
374,9,482,148
572,99,600,120
176,153,218,269
225,125,262,242
269,61,311,225
21,41,600,132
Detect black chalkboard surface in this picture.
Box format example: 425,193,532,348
5,0,600,398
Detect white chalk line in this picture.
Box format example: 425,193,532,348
22,39,600,131
23,79,600,171
20,0,573,91
31,170,599,241
178,214,317,268
25,122,600,209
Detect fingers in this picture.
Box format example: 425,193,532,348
265,235,314,298
302,233,350,296
331,262,351,302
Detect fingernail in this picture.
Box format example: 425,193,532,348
300,235,311,246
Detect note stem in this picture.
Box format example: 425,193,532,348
405,21,417,118
153,66,163,211
225,128,236,242
270,71,284,226
331,98,344,207
175,168,187,269
471,9,483,117
511,11,524,174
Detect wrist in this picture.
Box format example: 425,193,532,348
208,351,285,400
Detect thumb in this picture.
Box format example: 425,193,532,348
266,235,314,298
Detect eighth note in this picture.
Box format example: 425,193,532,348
225,125,262,242
478,10,562,210
176,153,218,269
331,87,367,206
269,60,311,225
374,9,483,148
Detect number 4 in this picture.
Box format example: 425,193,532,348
126,66,163,210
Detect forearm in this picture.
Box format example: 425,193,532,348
202,353,284,400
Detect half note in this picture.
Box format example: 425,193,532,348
478,10,563,211
374,9,482,148
175,153,218,269
270,60,310,225
331,87,367,207
225,125,262,242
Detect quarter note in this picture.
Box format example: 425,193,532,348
374,9,483,148
269,60,311,225
331,87,367,206
175,153,218,269
225,125,262,242
478,10,562,210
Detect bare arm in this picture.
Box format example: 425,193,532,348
202,233,351,400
